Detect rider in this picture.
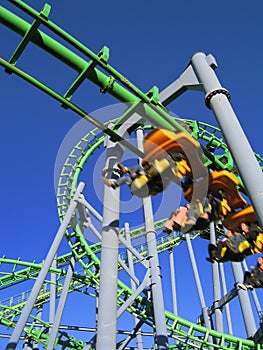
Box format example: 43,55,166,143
102,161,147,189
207,221,261,263
240,221,262,251
163,189,227,234
102,153,185,197
238,256,263,290
207,228,248,262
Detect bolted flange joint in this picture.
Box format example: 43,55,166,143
205,88,231,109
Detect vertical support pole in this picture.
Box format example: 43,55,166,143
209,223,223,333
125,223,144,350
185,234,211,330
5,182,85,350
168,245,178,347
136,128,169,350
231,261,257,337
46,255,76,350
168,246,177,315
191,52,263,227
95,285,99,327
96,136,123,349
33,305,43,350
242,260,263,323
49,256,57,327
218,263,233,334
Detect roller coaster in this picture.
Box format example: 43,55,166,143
1,1,263,349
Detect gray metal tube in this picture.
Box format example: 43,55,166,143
46,255,76,350
219,263,233,334
96,139,122,349
191,52,263,227
33,305,43,350
96,116,146,348
168,248,179,347
125,223,144,350
242,260,263,322
168,248,178,315
5,182,85,350
49,256,57,326
231,261,257,337
209,223,223,333
185,234,211,330
137,128,169,350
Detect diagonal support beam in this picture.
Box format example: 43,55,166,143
5,182,85,350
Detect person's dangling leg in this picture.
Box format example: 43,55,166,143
163,206,188,233
171,206,188,231
163,211,177,234
103,174,133,189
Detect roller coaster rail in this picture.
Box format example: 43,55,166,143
1,1,263,349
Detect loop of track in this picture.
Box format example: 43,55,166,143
1,118,262,348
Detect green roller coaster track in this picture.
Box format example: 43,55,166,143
0,117,262,349
1,1,263,349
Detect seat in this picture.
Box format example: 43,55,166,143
254,233,263,254
130,158,175,197
143,128,207,179
130,174,151,198
150,158,171,175
208,170,247,210
184,170,247,212
222,205,257,230
175,159,191,179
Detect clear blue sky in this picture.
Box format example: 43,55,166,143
1,0,263,348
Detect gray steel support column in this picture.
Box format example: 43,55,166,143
49,256,57,327
125,223,144,350
33,305,43,350
242,260,263,322
185,234,211,330
95,285,99,329
46,255,76,350
96,138,122,349
219,263,233,334
137,128,169,350
168,247,178,347
168,248,177,315
5,182,85,350
191,52,263,227
209,223,223,333
231,261,257,337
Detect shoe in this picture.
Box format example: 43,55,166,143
163,219,175,234
208,244,218,260
172,222,181,231
163,227,172,234
246,284,254,290
195,217,210,230
237,283,247,291
102,177,116,189
206,257,215,263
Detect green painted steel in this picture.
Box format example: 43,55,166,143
1,1,263,349
0,254,259,349
0,117,262,349
0,3,191,136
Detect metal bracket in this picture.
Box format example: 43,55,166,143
100,75,115,93
5,4,51,73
